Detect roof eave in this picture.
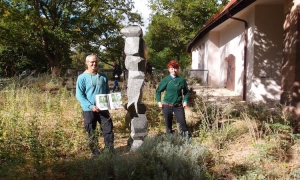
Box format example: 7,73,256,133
186,0,256,53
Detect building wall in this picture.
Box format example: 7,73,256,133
246,8,256,101
191,35,209,84
190,2,284,103
249,5,284,102
207,31,222,87
218,18,248,94
191,33,221,86
191,40,205,70
191,7,255,92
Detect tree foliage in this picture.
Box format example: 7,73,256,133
0,0,142,76
144,0,228,69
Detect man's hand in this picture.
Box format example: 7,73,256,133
92,106,99,112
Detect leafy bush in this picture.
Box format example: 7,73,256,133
136,134,211,180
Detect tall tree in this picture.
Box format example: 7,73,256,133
0,0,142,76
144,0,227,69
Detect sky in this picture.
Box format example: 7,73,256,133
131,0,225,34
132,0,151,34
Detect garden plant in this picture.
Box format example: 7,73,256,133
0,75,299,180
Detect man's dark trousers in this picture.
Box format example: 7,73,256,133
83,110,114,154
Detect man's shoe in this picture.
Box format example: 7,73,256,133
91,150,100,158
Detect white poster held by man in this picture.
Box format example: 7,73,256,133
95,92,123,110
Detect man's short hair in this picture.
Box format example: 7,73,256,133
86,54,98,62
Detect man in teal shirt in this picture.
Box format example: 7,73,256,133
156,60,191,139
76,54,114,157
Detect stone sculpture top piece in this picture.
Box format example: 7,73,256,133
120,25,143,37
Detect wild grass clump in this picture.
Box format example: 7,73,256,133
188,90,300,179
0,79,86,179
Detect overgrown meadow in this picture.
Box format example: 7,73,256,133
0,75,299,180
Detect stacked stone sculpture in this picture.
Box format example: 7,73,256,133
120,25,148,151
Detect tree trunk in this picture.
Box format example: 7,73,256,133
51,65,61,77
42,37,61,77
47,55,61,77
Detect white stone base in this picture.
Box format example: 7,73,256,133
130,140,144,152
